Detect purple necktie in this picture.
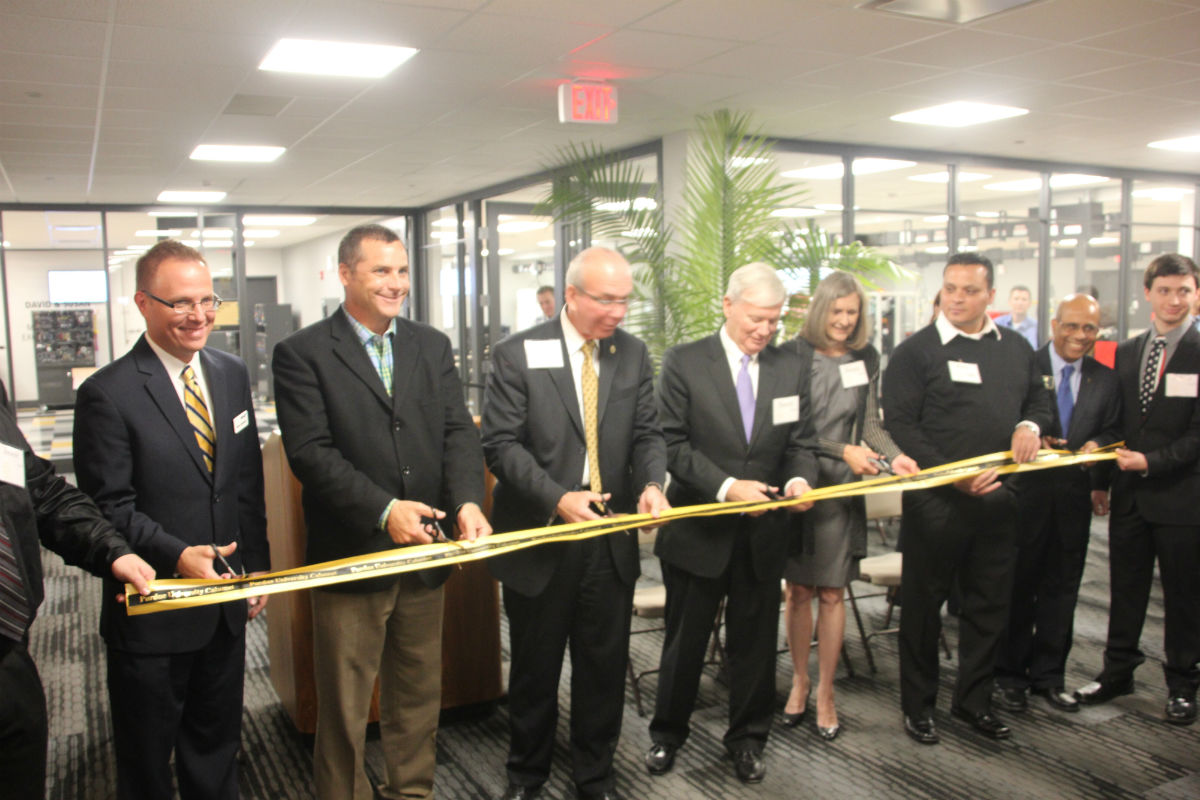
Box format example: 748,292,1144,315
736,353,754,443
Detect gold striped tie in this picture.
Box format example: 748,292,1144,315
581,340,601,493
181,365,215,473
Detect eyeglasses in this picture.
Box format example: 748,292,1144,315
144,291,223,314
577,288,631,307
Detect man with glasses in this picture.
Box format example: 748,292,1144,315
73,239,270,799
482,247,669,800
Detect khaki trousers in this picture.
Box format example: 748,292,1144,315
311,574,444,800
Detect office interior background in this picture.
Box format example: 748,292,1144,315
2,0,1199,414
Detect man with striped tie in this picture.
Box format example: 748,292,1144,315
73,239,269,799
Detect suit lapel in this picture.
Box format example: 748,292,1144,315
596,335,616,426
750,347,779,446
704,335,746,450
390,320,418,414
330,312,392,412
133,337,211,482
199,349,231,481
549,333,584,439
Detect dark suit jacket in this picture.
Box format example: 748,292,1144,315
73,336,268,654
1,381,134,632
654,334,818,581
271,310,485,591
481,318,667,597
1032,346,1120,489
1110,325,1200,524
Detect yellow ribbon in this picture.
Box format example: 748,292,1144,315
125,446,1119,615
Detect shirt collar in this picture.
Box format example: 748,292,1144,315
1151,315,1193,346
342,305,395,345
936,312,999,345
560,307,588,354
144,333,199,377
718,324,756,365
1048,344,1076,378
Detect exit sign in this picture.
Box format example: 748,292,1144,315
558,82,618,125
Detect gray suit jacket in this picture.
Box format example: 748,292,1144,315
481,318,667,597
655,334,818,581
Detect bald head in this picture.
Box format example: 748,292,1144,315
564,247,633,340
1051,293,1101,362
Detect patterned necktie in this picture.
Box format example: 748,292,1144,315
0,521,31,643
371,334,393,397
1139,336,1166,415
581,340,601,492
1057,363,1075,439
736,353,754,443
181,364,215,473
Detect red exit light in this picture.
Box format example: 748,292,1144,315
558,82,618,125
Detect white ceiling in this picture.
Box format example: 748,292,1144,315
2,0,1200,210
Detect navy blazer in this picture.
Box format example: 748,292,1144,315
74,335,268,654
1110,325,1200,524
481,317,667,597
654,334,819,581
272,310,485,591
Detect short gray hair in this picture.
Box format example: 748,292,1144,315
726,262,785,306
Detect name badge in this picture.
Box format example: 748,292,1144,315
839,360,869,389
1165,372,1199,398
948,360,982,384
0,442,25,488
524,339,564,369
773,395,800,425
233,410,250,434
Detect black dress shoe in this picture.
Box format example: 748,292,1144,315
1032,686,1079,712
1074,679,1134,706
576,790,619,800
951,707,1011,739
499,785,540,800
731,750,765,784
991,685,1028,712
1165,694,1197,726
644,742,677,776
903,714,939,745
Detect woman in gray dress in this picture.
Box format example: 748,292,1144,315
780,271,919,739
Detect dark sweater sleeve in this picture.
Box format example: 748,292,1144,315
882,336,948,469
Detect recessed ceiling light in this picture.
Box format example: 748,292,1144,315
730,156,771,168
1147,134,1200,152
782,158,916,180
430,230,458,241
244,229,280,238
135,229,181,237
241,214,316,226
190,144,286,163
125,244,152,251
925,245,950,254
594,198,658,212
771,208,824,218
891,101,1028,128
983,174,1110,191
195,240,234,249
620,228,657,238
1058,238,1078,247
923,215,949,223
158,190,226,203
1088,236,1119,246
973,211,1001,218
2,240,11,247
497,248,515,256
907,171,991,183
190,229,233,238
259,38,418,78
814,203,846,211
537,239,556,248
1132,187,1194,202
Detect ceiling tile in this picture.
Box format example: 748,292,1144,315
1065,59,1200,93
568,29,739,71
0,13,109,57
689,43,847,80
976,44,1143,81
971,0,1188,43
875,28,1043,68
1079,11,1200,57
761,5,948,56
481,0,672,26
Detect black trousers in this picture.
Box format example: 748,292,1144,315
1099,505,1200,696
107,621,246,800
996,472,1092,691
649,533,781,755
899,486,1018,718
0,639,47,799
502,537,634,798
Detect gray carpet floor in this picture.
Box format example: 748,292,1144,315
32,515,1200,800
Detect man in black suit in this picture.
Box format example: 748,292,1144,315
644,263,817,784
993,294,1119,714
883,252,1052,745
1074,253,1200,726
482,247,669,800
74,239,270,799
0,383,154,799
272,224,490,800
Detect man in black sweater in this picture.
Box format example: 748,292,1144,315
883,253,1052,745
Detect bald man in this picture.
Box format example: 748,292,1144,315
994,295,1119,714
482,247,669,800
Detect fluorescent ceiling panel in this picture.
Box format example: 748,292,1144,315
190,144,286,163
259,38,418,79
1148,135,1200,152
157,190,227,203
891,101,1028,127
781,158,916,180
907,170,992,183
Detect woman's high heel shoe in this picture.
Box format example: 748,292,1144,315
782,686,810,727
817,722,840,741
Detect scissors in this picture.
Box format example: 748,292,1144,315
210,544,244,578
867,456,894,475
